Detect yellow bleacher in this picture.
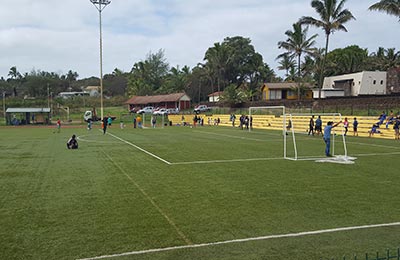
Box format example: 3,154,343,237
167,114,397,139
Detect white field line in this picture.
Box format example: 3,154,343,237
346,140,400,150
77,221,400,260
171,157,284,165
193,130,278,142
77,135,119,144
353,151,400,157
101,151,192,246
107,132,172,165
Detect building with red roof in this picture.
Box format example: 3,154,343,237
125,92,191,111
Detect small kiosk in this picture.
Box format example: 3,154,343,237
6,108,51,125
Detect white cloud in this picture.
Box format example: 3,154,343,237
0,0,398,80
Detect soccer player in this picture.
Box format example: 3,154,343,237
353,117,358,136
323,121,341,157
102,117,107,134
55,118,61,133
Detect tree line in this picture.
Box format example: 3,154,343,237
1,0,399,104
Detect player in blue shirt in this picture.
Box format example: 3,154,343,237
323,121,341,157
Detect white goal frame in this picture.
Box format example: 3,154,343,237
248,106,286,157
142,113,166,128
248,106,286,131
284,113,348,161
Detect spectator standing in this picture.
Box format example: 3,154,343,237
315,116,322,135
353,117,358,136
231,114,236,127
308,115,315,136
343,117,349,136
393,116,400,140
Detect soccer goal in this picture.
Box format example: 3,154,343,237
141,113,167,128
284,113,352,163
248,106,286,134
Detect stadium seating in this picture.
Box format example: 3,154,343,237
167,114,396,139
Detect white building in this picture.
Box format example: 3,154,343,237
208,91,223,102
314,71,387,98
85,86,100,97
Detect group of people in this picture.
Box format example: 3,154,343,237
308,115,323,136
238,115,252,130
306,115,359,157
369,110,400,139
308,115,359,137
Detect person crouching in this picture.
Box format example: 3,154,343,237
67,134,78,149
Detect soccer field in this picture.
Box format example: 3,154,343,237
1,125,400,260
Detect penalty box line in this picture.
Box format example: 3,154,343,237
107,132,172,165
107,131,283,166
77,221,400,260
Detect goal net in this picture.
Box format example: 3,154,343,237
284,113,354,163
141,113,167,128
248,106,286,133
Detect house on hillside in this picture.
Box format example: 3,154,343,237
85,86,100,97
315,71,387,98
208,91,223,102
261,82,313,101
125,92,191,111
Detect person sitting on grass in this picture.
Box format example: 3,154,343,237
67,134,78,149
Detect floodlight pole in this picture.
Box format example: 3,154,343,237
90,0,111,121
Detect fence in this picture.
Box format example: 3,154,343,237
323,248,400,260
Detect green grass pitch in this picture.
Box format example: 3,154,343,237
1,125,399,259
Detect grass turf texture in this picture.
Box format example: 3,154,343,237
0,125,399,259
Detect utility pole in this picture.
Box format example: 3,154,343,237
2,91,5,121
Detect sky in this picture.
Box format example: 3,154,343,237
0,0,399,80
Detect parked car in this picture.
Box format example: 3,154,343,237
194,105,211,114
166,108,179,114
153,108,168,115
129,107,140,113
137,106,154,114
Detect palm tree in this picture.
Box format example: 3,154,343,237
299,0,355,98
277,22,318,99
204,43,232,93
369,0,400,21
370,47,400,70
277,53,296,79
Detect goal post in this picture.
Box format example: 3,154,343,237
284,113,348,161
248,106,286,157
248,106,286,132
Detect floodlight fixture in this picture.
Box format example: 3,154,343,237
90,0,111,121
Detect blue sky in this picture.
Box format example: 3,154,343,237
0,0,398,80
